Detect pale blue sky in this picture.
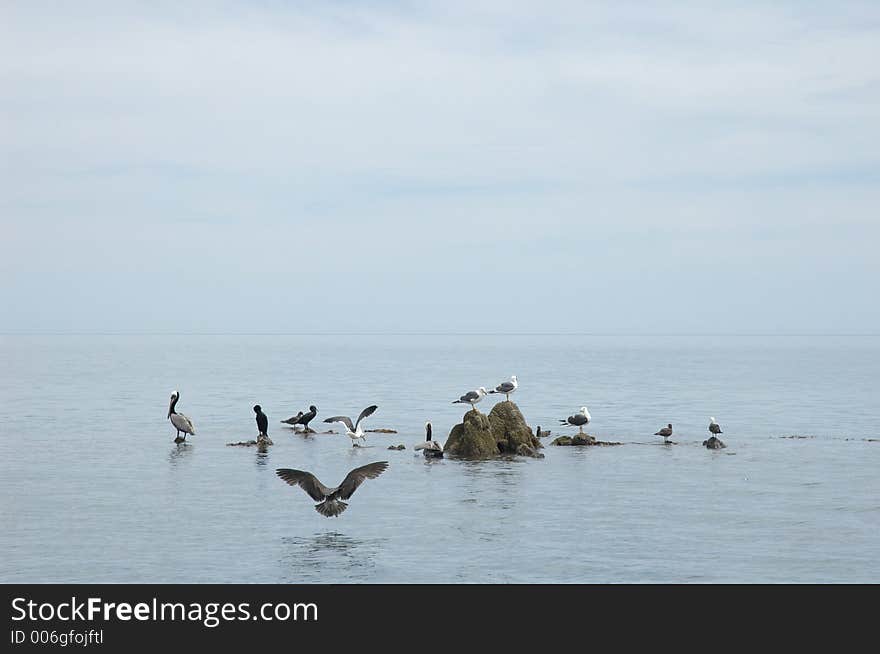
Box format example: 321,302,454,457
2,1,878,333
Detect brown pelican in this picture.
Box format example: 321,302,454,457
489,375,518,401
655,423,673,442
323,405,378,446
254,405,268,436
452,387,488,411
414,422,443,458
276,461,389,517
709,417,723,436
167,391,196,443
559,407,591,434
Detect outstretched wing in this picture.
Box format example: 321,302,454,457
354,405,378,430
336,461,389,500
276,469,332,501
323,415,354,431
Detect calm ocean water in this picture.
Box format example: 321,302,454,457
0,334,877,583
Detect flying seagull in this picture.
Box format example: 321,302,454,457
254,405,268,436
559,407,591,434
276,461,389,517
414,422,443,458
452,387,488,411
709,417,723,436
489,375,518,401
167,390,196,443
323,405,378,446
655,423,673,442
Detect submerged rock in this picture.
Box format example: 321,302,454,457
703,436,726,449
227,435,274,448
387,444,405,450
552,434,622,446
444,402,542,459
516,443,545,459
367,428,398,434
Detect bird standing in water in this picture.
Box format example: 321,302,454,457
655,423,673,443
168,391,196,443
414,422,443,458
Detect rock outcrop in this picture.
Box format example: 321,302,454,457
444,402,542,459
387,444,405,450
703,436,726,449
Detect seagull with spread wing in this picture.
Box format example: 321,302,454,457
276,462,389,517
323,405,378,446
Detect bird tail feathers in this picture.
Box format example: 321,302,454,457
315,499,348,517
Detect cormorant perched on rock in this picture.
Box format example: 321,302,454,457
254,405,268,437
299,405,318,432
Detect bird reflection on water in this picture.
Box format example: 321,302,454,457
280,532,385,582
168,442,193,465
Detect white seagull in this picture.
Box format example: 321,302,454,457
709,417,723,436
559,406,591,434
323,405,378,447
414,422,443,458
489,375,518,401
276,461,389,517
167,390,196,443
452,387,488,411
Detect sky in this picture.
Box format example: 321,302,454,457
1,1,879,334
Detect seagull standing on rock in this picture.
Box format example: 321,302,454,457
452,387,488,412
489,375,518,401
709,417,723,436
560,407,591,434
323,405,378,447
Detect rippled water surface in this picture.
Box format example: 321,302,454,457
1,334,877,582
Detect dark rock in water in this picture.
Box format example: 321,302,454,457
227,435,274,447
516,443,545,459
387,444,405,450
367,428,398,434
444,410,497,458
552,434,622,447
488,401,542,454
703,436,726,449
444,402,542,458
